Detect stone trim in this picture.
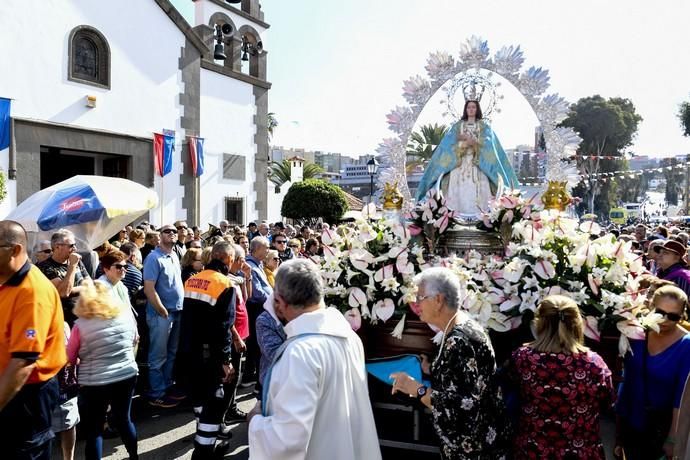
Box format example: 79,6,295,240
253,85,269,220
194,0,270,29
154,0,209,55
200,59,271,89
12,119,154,203
178,39,202,226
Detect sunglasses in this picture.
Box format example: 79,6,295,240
39,249,53,254
112,263,128,270
655,308,682,322
275,240,287,244
289,244,299,248
272,257,280,261
162,229,178,234
58,243,77,248
177,226,188,231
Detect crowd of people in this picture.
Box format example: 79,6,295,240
1,217,690,459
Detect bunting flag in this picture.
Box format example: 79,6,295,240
188,136,205,177
153,133,175,177
0,97,11,151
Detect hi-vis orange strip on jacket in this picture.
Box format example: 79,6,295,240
183,270,232,306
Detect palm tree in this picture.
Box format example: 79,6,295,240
405,123,449,173
267,112,278,142
269,160,324,187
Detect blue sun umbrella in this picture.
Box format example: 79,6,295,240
36,184,106,231
7,175,158,250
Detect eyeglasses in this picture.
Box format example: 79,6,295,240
272,257,280,261
655,307,682,322
162,229,178,234
416,294,434,303
112,263,128,270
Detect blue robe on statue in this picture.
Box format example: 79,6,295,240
415,121,519,202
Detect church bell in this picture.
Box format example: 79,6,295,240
214,43,227,61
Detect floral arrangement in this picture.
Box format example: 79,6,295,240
406,189,459,253
478,189,538,231
319,219,427,337
318,189,662,355
474,193,661,354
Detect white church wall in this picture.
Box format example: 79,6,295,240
0,0,188,224
199,68,257,226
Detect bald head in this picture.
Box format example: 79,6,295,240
0,220,28,250
0,221,29,282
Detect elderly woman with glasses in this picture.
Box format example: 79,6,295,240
616,285,690,460
390,267,509,459
263,249,280,288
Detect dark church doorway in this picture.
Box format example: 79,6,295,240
40,146,130,189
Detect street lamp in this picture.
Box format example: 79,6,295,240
366,158,379,216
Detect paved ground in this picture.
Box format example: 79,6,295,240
55,387,617,460
53,388,256,460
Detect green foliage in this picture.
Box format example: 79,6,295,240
268,160,324,187
662,158,684,206
679,101,690,137
562,95,642,216
0,169,6,204
267,112,278,142
405,123,449,172
281,179,348,223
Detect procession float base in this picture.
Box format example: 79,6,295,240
438,224,504,257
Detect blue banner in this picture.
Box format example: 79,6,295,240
0,98,10,151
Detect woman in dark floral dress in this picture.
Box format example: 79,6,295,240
508,295,615,459
391,267,510,459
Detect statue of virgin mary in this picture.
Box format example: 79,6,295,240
415,100,519,220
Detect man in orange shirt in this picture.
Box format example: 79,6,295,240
0,220,66,459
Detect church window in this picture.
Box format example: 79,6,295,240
68,26,110,89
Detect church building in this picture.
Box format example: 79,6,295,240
0,0,271,227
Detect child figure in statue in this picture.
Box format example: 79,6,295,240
415,100,519,221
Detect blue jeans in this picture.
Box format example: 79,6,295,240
79,376,138,460
146,308,181,399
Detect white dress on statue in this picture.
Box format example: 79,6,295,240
443,121,493,219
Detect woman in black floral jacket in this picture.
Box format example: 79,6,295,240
391,267,510,459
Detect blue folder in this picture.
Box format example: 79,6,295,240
366,355,431,388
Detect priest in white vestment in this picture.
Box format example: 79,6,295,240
248,259,382,460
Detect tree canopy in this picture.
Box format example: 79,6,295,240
679,100,690,137
281,179,348,224
561,95,642,215
269,160,324,187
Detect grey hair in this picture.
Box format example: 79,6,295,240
274,259,324,309
211,241,234,260
250,236,270,253
51,229,75,247
413,267,461,311
232,244,245,259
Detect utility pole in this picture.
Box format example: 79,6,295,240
685,153,690,214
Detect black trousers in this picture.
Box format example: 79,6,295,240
189,357,231,458
223,348,244,413
0,377,59,460
244,301,263,379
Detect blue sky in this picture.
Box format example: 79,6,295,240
172,0,690,159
